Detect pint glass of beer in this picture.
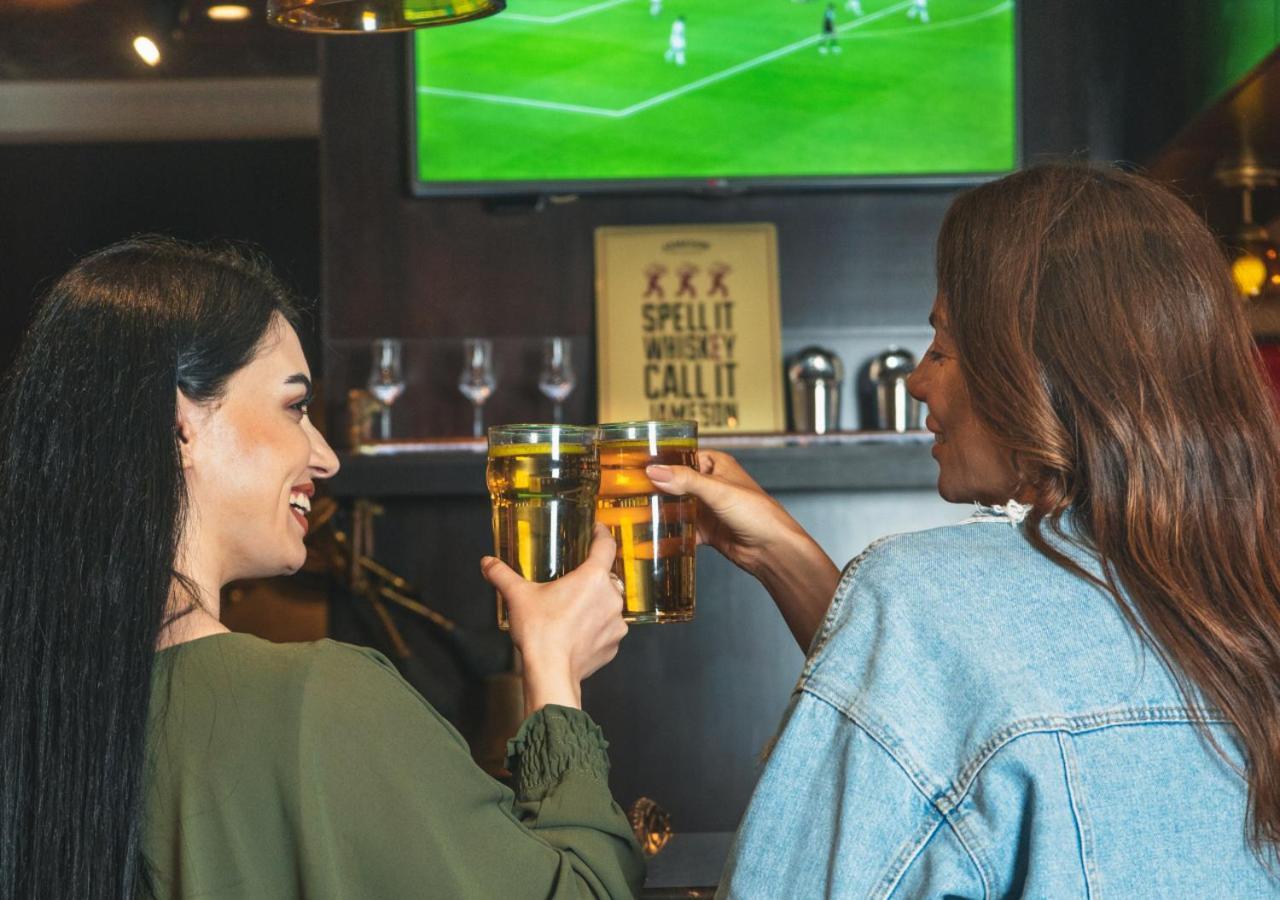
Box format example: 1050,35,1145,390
486,424,599,630
596,420,698,624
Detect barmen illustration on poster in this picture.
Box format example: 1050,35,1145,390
594,223,784,433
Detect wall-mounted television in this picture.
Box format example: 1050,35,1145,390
408,0,1017,196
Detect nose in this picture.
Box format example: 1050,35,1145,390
307,420,341,479
906,365,926,403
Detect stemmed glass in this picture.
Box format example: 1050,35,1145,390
367,338,405,440
538,337,576,424
458,338,497,438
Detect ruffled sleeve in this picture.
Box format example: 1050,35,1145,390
507,705,612,800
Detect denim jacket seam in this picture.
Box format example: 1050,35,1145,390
948,705,1226,802
800,684,995,898
878,813,991,900
802,689,1222,897
874,811,943,897
1054,732,1100,898
801,534,905,678
936,808,994,900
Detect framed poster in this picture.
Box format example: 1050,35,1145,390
595,223,784,433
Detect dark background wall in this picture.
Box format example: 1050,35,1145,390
0,140,321,373
319,6,1130,436
316,4,1147,833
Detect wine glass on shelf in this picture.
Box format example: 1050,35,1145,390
458,338,497,438
538,337,576,424
367,338,405,440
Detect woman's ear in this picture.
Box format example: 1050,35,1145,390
175,391,201,471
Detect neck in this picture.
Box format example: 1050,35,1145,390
156,543,230,652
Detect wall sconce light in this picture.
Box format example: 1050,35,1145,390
206,3,252,20
266,0,505,32
1215,160,1280,300
131,0,188,69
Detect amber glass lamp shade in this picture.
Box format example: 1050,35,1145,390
267,0,504,32
1231,224,1280,300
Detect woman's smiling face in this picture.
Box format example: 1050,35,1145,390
178,314,339,583
906,297,1018,506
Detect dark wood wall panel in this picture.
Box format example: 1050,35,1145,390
319,2,1143,833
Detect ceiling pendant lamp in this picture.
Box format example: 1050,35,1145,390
267,0,504,32
1214,159,1280,300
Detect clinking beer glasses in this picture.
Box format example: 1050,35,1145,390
596,420,698,624
486,424,599,630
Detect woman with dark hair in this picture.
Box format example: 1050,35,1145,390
652,164,1280,895
0,238,641,898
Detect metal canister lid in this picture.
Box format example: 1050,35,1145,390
867,347,916,383
787,346,845,383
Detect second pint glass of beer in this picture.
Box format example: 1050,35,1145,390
596,420,698,623
486,424,599,630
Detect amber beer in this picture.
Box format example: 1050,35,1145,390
486,425,599,629
597,420,697,623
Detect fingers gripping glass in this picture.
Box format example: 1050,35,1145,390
596,419,698,624
485,424,599,629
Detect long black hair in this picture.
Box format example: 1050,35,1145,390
0,237,298,898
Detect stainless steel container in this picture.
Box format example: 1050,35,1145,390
786,346,844,434
864,347,921,432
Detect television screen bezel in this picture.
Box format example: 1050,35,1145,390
405,1,1022,198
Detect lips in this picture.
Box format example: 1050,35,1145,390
289,483,314,533
925,417,945,445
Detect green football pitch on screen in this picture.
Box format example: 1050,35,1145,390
412,0,1015,186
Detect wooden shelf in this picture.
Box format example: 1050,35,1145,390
327,432,938,497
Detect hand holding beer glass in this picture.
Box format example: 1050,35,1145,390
486,424,599,629
597,420,698,624
486,419,698,629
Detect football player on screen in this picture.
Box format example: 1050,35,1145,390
664,15,686,65
819,3,840,54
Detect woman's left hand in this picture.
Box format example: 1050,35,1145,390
480,524,629,714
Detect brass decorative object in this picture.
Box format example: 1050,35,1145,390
627,797,673,857
267,0,505,33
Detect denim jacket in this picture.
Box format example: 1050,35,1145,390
719,508,1280,898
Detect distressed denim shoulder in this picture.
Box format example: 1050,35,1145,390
720,512,1280,898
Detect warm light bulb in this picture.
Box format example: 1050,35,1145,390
207,3,252,20
1233,252,1268,298
132,35,161,66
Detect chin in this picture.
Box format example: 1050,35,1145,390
281,548,307,575
935,476,973,505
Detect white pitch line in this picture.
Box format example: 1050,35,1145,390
618,0,912,116
504,0,631,25
836,0,1011,40
418,1,1009,119
419,85,620,116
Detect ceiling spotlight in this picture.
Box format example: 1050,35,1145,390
206,3,252,19
132,35,162,66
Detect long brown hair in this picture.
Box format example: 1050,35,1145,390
937,163,1280,857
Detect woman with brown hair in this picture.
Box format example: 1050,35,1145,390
653,163,1280,895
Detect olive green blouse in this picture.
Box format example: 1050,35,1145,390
143,633,644,898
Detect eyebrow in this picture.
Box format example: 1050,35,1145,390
285,373,313,397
